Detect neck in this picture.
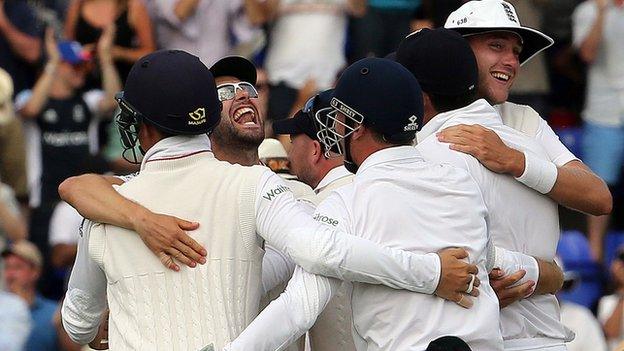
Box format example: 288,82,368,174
422,106,438,126
311,160,344,188
49,80,74,99
352,142,394,169
212,142,260,166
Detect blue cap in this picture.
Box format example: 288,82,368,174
332,58,423,142
396,28,478,96
58,41,91,64
122,50,221,135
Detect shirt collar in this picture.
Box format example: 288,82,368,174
357,146,423,175
417,99,499,143
140,134,212,171
315,165,352,193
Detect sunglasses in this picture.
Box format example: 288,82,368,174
216,82,258,101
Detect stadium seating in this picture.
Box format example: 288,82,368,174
557,230,603,308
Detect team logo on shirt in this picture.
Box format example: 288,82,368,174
188,107,206,125
404,115,419,131
313,213,339,227
262,185,291,201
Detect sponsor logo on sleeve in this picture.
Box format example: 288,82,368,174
313,213,339,227
262,184,291,201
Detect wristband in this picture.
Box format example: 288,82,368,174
515,151,557,194
493,246,540,295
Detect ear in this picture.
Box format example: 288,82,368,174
351,123,366,141
311,140,323,164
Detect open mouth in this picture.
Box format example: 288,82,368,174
491,71,511,82
232,106,259,126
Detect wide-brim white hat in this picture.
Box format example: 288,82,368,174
445,0,554,66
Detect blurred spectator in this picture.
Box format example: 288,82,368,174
572,0,624,261
0,0,42,95
248,0,366,123
411,0,464,30
598,247,624,349
507,0,551,118
64,0,155,85
0,67,28,205
557,257,608,351
0,291,31,351
258,138,291,175
0,182,28,249
2,240,60,351
48,201,81,271
147,0,260,67
351,0,419,59
16,28,119,297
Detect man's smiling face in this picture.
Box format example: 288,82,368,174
212,76,264,146
467,32,522,105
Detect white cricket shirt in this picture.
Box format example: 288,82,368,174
417,99,574,350
228,146,503,351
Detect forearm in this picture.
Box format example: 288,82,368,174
19,63,58,118
548,161,612,215
579,10,606,63
0,20,41,63
51,244,78,268
99,57,122,113
347,0,367,17
604,298,624,339
262,245,296,294
173,0,200,21
264,224,441,293
227,267,337,351
244,0,268,25
493,246,540,288
58,174,140,230
111,45,151,63
0,203,27,241
533,259,563,295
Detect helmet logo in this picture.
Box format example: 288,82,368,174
188,107,206,125
404,115,419,131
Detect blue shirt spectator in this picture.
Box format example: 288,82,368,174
25,294,60,351
0,291,31,351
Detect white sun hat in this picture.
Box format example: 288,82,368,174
258,138,287,159
444,0,554,66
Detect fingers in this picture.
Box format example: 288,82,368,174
177,218,200,231
466,263,478,275
454,293,474,309
158,252,179,272
491,269,526,291
167,247,197,268
174,237,207,265
446,247,468,260
498,280,536,308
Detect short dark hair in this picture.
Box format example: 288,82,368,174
368,125,414,146
428,87,478,114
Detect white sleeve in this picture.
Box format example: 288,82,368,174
255,171,441,293
49,202,83,246
572,3,596,48
493,246,540,289
13,90,32,111
535,118,579,167
597,295,619,324
227,267,340,351
61,220,108,345
82,90,105,115
262,245,296,294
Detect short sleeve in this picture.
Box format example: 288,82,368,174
572,3,597,48
535,118,579,167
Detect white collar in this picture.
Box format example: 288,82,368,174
417,99,500,143
314,165,352,193
140,134,212,171
357,146,423,175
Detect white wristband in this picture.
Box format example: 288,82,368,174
515,151,558,194
493,246,540,295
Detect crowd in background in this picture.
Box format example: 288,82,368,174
0,0,623,350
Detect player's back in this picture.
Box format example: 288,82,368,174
88,151,266,350
416,99,572,348
331,146,502,351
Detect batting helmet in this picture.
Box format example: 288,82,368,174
115,50,221,163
